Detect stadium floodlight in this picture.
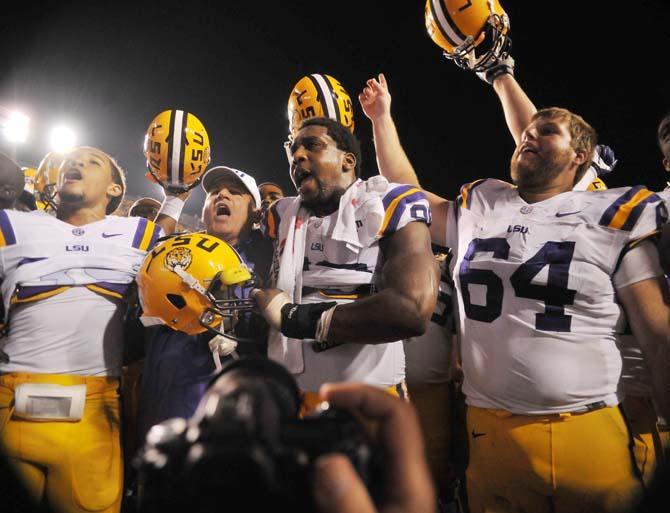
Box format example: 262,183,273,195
2,110,30,143
49,125,77,152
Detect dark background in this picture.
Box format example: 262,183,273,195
1,0,669,215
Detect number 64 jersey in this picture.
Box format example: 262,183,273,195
446,179,667,415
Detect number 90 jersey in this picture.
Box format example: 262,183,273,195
446,179,666,414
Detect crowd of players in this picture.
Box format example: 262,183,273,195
1,1,670,512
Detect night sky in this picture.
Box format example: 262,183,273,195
1,1,669,216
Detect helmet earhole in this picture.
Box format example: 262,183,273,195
167,294,187,310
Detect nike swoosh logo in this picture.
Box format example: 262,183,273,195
471,430,486,439
102,233,123,238
555,210,583,218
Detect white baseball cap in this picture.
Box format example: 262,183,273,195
201,166,261,209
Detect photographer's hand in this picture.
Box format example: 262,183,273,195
312,383,435,513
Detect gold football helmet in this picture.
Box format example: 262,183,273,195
143,110,211,193
137,233,255,336
34,152,66,211
287,74,355,138
425,0,510,72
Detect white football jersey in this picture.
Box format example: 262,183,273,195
404,254,453,387
446,179,665,414
265,180,431,390
0,210,162,375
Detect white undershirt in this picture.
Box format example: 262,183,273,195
612,240,663,289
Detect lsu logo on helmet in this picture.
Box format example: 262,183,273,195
143,110,211,193
137,233,254,336
164,246,193,272
425,0,510,72
34,152,66,211
287,74,355,138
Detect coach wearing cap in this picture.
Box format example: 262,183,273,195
137,165,272,439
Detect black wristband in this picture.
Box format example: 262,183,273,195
280,301,338,340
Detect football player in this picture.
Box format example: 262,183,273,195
253,116,438,412
469,50,667,486
366,92,670,510
0,146,163,513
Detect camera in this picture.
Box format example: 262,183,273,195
136,357,385,512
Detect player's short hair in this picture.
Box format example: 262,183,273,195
300,117,362,177
533,107,597,183
106,155,126,215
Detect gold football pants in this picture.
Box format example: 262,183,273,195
0,373,122,513
406,382,454,496
466,405,643,513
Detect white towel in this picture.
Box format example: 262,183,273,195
331,176,387,252
266,177,388,373
267,196,309,373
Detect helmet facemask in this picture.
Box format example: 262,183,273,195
168,264,256,342
444,13,511,72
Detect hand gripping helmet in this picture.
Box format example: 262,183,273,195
34,152,66,211
425,0,510,72
137,233,255,336
143,109,211,193
287,74,355,139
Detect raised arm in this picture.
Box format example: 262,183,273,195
477,56,537,146
359,74,450,245
359,74,419,187
155,189,191,235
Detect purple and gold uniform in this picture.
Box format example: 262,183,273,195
0,210,161,513
445,179,666,512
265,178,431,407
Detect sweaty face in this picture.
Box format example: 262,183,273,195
510,117,578,190
57,147,119,211
259,183,284,212
202,176,255,245
289,124,353,211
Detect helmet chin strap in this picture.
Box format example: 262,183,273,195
173,266,209,296
173,265,240,369
209,333,239,371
